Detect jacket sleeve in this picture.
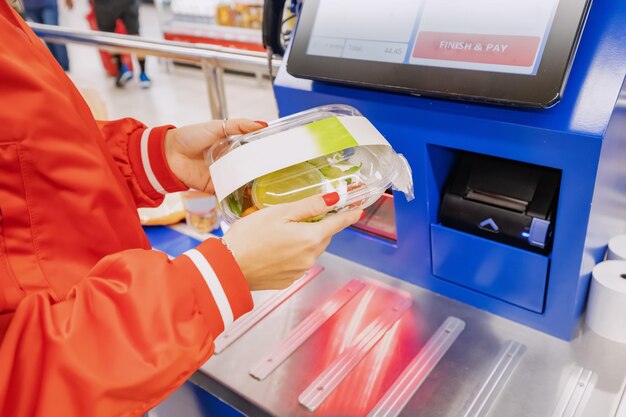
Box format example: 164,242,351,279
97,118,189,208
0,238,253,417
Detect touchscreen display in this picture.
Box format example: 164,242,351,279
306,0,560,75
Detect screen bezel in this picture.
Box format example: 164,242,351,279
286,0,592,108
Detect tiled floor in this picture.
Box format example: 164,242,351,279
59,2,278,127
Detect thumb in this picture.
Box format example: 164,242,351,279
223,119,268,136
274,192,340,222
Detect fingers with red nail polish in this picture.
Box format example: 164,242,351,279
254,120,269,127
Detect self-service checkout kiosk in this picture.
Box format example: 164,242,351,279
149,1,626,416
277,0,617,341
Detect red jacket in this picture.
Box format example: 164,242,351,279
0,3,253,416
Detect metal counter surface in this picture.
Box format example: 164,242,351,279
191,251,626,417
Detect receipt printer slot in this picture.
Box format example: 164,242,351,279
440,154,560,254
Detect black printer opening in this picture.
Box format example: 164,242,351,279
439,153,561,254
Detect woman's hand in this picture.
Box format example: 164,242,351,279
223,193,363,290
164,119,267,192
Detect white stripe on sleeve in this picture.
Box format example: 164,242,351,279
183,249,234,328
140,128,167,195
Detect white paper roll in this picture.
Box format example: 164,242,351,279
608,235,626,261
586,260,626,343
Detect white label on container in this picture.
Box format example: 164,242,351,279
209,116,392,203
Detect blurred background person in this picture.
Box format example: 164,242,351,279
93,0,151,88
22,0,71,71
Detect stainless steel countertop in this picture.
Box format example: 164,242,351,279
192,252,626,417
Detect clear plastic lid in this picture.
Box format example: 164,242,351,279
206,105,414,223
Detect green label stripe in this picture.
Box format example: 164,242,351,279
306,117,359,154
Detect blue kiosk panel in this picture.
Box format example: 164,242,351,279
430,224,549,313
273,0,626,340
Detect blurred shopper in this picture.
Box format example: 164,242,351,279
23,0,71,70
93,0,151,88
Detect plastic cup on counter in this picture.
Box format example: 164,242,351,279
182,191,221,234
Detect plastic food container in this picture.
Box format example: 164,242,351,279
206,105,414,224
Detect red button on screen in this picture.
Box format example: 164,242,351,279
412,32,540,67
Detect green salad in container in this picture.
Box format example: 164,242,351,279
206,105,414,224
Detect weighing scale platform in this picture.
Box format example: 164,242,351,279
146,226,626,417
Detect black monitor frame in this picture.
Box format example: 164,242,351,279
287,0,592,108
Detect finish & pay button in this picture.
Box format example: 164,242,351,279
413,32,540,67
439,41,509,53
